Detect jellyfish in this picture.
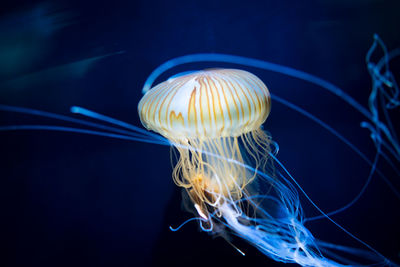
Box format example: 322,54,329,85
0,35,399,267
137,68,389,267
138,68,272,229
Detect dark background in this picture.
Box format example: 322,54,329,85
0,0,399,266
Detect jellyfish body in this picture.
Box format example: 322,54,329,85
138,69,271,218
138,69,340,266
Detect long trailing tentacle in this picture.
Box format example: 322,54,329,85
0,104,169,144
0,125,168,146
70,106,165,141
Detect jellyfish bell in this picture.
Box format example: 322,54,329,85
138,68,272,223
138,68,271,139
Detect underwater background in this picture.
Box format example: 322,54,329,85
1,0,400,266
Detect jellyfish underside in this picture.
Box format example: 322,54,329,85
170,128,270,223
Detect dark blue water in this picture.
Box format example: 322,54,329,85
1,1,399,266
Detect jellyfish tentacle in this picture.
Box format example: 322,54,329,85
169,217,207,232
0,104,165,142
306,148,380,221
0,125,167,145
70,106,165,141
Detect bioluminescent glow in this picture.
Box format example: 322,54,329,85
0,34,399,266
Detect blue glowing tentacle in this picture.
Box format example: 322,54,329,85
376,50,400,109
375,47,400,109
169,217,206,232
317,248,366,266
0,104,159,141
306,145,380,222
70,106,165,142
361,121,400,162
317,240,393,264
365,34,400,159
0,125,169,146
381,91,399,147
